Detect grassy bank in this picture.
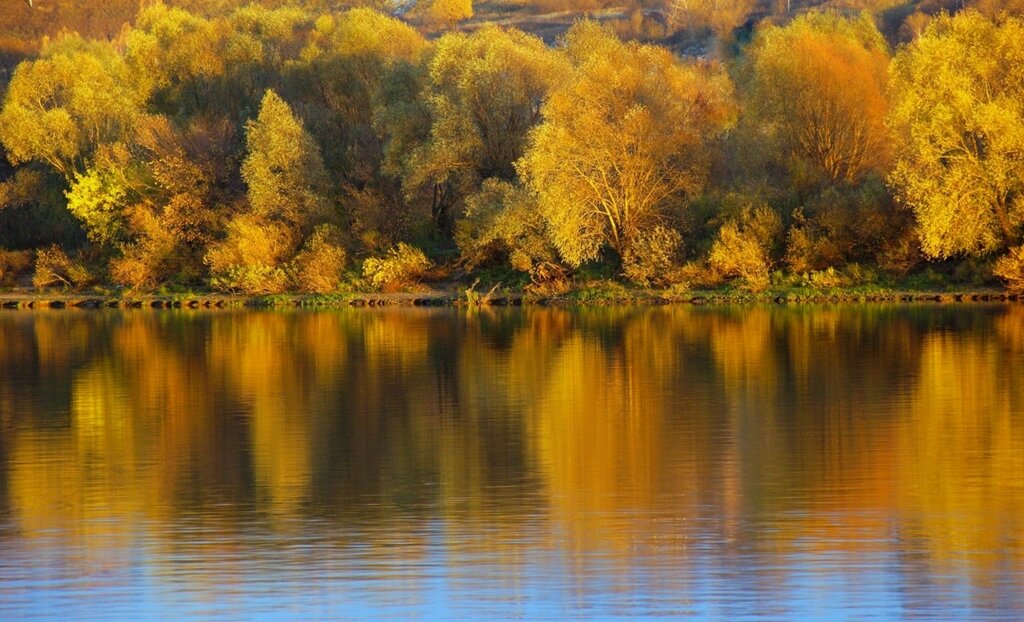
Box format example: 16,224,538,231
1,281,1019,311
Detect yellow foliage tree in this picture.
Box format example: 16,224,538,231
125,3,224,99
749,12,891,185
290,8,427,181
242,89,330,231
0,36,145,179
404,26,566,234
519,22,734,267
425,0,473,29
889,11,1024,257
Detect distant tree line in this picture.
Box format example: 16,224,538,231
1,2,1024,294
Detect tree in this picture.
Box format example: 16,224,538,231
889,11,1024,257
125,4,225,113
106,114,239,288
403,26,566,235
455,178,556,273
286,9,430,252
65,144,139,247
519,22,734,267
0,36,144,179
207,89,332,293
241,89,330,231
424,0,473,29
64,115,238,289
287,8,427,182
748,12,891,185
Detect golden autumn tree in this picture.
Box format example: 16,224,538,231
748,12,891,185
290,8,427,182
124,3,224,105
424,0,473,29
889,11,1024,258
519,22,734,268
0,36,145,179
288,9,429,252
207,89,337,294
241,89,329,231
403,26,566,235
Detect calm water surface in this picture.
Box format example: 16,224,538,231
0,305,1022,620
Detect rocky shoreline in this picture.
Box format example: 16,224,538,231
0,289,1020,311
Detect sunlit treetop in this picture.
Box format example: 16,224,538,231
409,25,566,188
889,10,1024,257
303,8,427,65
242,89,330,229
0,34,144,178
748,11,891,184
126,4,225,94
521,21,735,267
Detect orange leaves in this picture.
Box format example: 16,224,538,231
749,13,891,184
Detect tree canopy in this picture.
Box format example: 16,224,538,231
2,4,1024,293
889,11,1024,258
520,22,734,266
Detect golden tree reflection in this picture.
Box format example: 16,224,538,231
0,306,1021,602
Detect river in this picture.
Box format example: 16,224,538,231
0,305,1022,620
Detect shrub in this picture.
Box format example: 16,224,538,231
802,267,849,289
526,261,571,296
32,246,94,290
110,247,159,291
952,257,995,287
708,206,782,293
877,229,923,277
210,265,290,295
994,246,1024,294
345,184,423,255
674,260,724,289
0,249,33,287
362,243,432,291
290,225,347,294
456,180,555,273
205,214,295,294
108,205,184,290
622,225,682,287
785,209,843,274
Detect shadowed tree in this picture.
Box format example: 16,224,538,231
669,0,758,38
401,26,566,235
287,8,427,183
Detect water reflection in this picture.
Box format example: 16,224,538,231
0,305,1022,619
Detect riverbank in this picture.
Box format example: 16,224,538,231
0,285,1020,311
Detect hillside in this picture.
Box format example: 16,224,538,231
0,0,982,81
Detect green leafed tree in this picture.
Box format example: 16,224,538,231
889,11,1024,258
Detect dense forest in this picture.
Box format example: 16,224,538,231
1,0,1023,295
